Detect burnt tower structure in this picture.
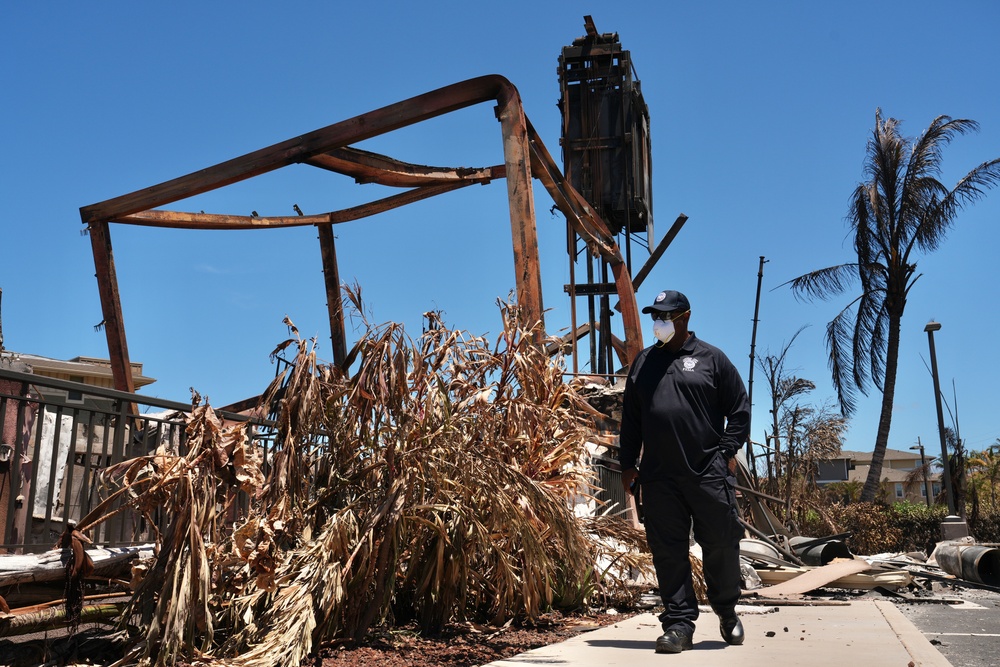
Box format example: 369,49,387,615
559,16,653,375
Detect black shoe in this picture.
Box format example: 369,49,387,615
655,628,694,653
719,615,744,645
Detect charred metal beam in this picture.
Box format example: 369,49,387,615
324,181,477,224
495,83,544,337
83,75,556,391
525,118,643,363
613,213,689,313
88,222,135,395
317,224,347,366
563,282,617,295
526,124,619,258
80,75,535,224
545,321,627,369
114,181,476,230
306,147,501,187
115,210,331,229
630,213,689,291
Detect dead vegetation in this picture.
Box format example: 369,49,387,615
65,295,651,666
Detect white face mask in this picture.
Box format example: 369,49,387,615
653,319,675,344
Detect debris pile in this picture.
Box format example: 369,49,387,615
736,513,1000,604
0,301,654,666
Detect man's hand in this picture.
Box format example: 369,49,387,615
621,467,639,495
728,456,737,475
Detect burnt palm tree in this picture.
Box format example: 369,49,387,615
789,110,1000,503
757,326,814,481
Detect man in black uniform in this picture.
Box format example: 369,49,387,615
619,289,750,654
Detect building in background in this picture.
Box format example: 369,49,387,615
818,448,942,505
1,351,156,550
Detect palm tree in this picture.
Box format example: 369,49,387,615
756,326,814,481
789,110,1000,503
779,401,846,519
967,442,1000,507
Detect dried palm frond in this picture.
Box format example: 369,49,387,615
101,291,652,666
87,398,265,667
210,293,651,666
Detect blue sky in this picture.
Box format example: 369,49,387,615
3,1,999,458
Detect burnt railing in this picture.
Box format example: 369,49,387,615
0,366,274,553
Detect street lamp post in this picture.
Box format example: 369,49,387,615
925,321,956,515
910,440,931,508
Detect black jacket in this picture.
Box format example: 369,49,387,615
619,333,750,480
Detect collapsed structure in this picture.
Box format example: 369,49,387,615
2,17,998,667
78,22,673,400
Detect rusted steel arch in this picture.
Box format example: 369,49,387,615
81,74,642,395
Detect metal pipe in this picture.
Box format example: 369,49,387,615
789,535,853,566
935,544,1000,587
736,516,804,566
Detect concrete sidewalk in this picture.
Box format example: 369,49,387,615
483,600,950,666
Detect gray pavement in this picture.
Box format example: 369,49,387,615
483,600,951,666
898,593,1000,667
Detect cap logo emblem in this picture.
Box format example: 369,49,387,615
655,291,667,303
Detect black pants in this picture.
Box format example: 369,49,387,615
641,455,742,633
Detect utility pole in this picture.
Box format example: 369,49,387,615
911,438,931,507
925,321,955,515
746,256,767,484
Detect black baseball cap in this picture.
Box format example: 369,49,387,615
641,290,691,314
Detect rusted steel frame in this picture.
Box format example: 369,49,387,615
83,75,547,390
316,224,347,366
526,139,618,258
80,75,538,223
630,213,689,290
612,213,690,314
524,121,643,363
306,147,501,187
117,209,331,229
545,321,627,368
88,222,136,395
494,83,544,335
114,181,477,230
